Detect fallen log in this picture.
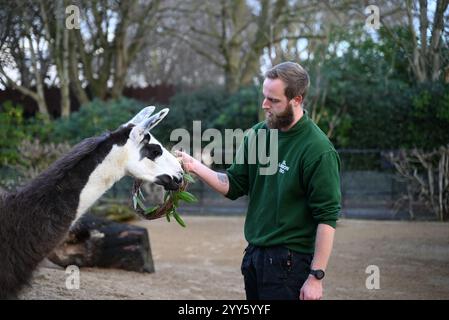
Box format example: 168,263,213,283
48,213,155,273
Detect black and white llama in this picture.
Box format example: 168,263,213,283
0,107,183,299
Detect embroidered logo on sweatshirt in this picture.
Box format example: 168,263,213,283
278,160,290,174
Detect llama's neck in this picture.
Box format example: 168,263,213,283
74,144,128,223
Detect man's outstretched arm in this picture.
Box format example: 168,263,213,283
176,151,229,196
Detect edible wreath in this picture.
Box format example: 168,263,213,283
132,171,197,227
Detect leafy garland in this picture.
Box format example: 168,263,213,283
132,172,197,227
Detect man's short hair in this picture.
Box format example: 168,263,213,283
265,62,310,101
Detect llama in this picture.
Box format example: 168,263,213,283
0,107,183,299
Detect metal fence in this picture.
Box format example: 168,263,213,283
0,149,435,221
98,149,431,220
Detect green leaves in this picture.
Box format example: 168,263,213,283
132,194,137,210
145,206,159,215
172,210,186,227
183,173,195,183
164,208,186,227
163,188,198,227
132,172,197,228
175,191,198,203
135,195,146,211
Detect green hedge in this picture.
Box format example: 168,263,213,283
302,29,449,151
0,101,28,165
0,98,146,166
50,97,146,144
1,82,448,167
153,86,260,146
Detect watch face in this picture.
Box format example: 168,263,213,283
312,269,325,280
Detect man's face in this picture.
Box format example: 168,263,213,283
262,78,294,130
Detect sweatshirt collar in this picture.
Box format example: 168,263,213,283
277,109,310,137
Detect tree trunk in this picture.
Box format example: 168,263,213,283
110,36,127,99
224,42,242,94
48,214,155,273
69,37,90,106
35,96,50,119
429,0,448,81
225,70,240,94
27,34,50,118
59,7,71,118
39,0,70,117
403,0,448,83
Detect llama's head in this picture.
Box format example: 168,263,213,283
124,106,183,191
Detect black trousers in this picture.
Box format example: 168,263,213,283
241,244,313,300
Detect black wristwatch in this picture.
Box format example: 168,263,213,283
309,269,325,280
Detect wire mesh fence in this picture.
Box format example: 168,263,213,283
94,149,435,220
0,149,438,221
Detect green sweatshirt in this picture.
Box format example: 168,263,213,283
225,111,341,253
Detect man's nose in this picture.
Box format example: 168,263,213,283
262,98,271,110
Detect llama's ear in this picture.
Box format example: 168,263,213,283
141,108,169,131
129,108,168,143
129,124,145,143
125,106,156,126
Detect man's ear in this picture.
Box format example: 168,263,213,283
125,106,156,126
293,96,303,107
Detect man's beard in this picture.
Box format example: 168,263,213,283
265,102,295,129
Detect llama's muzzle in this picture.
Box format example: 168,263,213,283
155,174,183,191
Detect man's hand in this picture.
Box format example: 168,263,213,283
300,275,323,300
300,223,335,300
174,150,229,195
175,150,199,173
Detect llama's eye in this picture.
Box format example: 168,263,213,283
150,148,162,159
141,133,151,144
140,144,162,161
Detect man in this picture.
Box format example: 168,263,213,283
176,62,341,300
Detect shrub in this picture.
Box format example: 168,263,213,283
0,101,28,166
155,86,260,147
51,97,146,144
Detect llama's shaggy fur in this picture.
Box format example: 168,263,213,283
0,125,132,299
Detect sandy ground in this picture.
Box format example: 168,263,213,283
20,217,449,300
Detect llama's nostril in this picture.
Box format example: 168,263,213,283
173,176,183,184
155,174,180,191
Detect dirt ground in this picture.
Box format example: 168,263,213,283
20,217,449,300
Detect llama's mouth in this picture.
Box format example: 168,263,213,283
154,174,182,191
